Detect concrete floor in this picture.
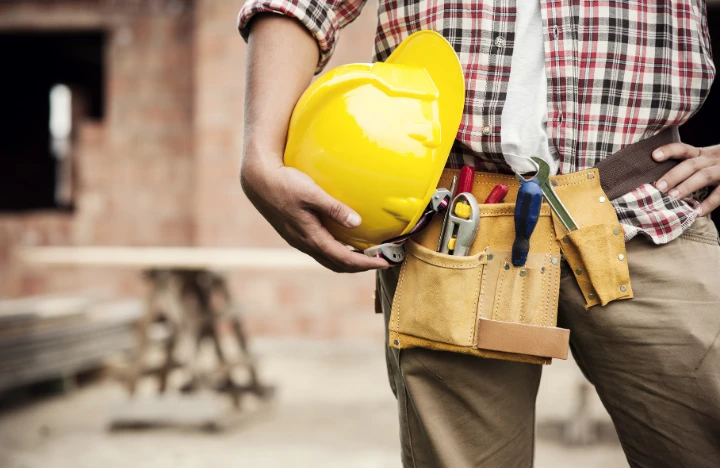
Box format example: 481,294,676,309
0,339,629,468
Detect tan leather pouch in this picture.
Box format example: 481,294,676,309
387,168,633,365
388,173,568,365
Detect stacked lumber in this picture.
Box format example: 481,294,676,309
0,295,143,392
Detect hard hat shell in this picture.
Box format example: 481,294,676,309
284,31,465,250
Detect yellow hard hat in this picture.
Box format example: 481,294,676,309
284,30,465,250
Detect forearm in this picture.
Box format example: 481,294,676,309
241,14,318,178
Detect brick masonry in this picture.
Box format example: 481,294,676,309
0,0,384,339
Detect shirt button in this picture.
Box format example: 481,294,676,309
495,35,505,47
482,125,492,136
553,25,559,38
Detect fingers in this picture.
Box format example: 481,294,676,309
251,166,390,272
698,186,720,216
653,143,703,192
300,226,390,273
668,165,720,200
656,157,717,195
306,187,362,229
652,142,701,163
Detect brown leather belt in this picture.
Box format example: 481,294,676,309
595,127,680,200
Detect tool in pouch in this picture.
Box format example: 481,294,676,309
511,156,581,267
440,166,480,256
518,157,578,232
484,184,509,204
512,180,542,266
511,156,578,266
436,175,458,251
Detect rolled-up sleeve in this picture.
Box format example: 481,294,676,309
237,0,369,73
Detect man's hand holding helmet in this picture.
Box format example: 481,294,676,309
240,16,390,273
242,19,464,273
241,161,391,273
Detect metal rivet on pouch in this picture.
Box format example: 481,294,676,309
620,285,627,292
541,267,545,274
613,228,621,235
504,263,510,270
520,270,527,277
551,180,559,187
575,268,583,275
563,236,569,243
551,257,559,265
618,254,625,261
588,294,596,300
487,254,494,261
393,340,400,346
588,173,595,179
599,196,606,203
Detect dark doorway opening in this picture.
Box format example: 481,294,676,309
680,7,720,228
0,31,105,213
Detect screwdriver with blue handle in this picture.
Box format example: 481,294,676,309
512,179,543,266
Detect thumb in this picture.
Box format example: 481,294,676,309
310,189,362,229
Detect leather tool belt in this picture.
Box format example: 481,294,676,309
386,127,680,365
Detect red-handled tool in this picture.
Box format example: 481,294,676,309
458,165,474,195
484,184,509,204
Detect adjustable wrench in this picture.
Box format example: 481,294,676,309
517,157,579,232
440,192,480,256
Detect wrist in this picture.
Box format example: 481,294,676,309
240,142,284,193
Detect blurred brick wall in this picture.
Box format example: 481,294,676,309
1,0,384,339
1,1,195,298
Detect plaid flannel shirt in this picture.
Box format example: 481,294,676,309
238,0,716,244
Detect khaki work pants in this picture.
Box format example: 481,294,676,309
377,215,720,468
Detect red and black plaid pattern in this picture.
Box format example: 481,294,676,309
238,0,716,244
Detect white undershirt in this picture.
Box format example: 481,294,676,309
500,1,559,176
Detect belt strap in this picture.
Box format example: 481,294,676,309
595,127,680,200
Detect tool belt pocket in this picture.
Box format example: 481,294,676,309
388,202,569,365
550,170,634,309
389,239,486,348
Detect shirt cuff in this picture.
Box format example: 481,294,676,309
237,0,340,73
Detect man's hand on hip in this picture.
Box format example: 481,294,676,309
654,142,720,215
240,157,389,273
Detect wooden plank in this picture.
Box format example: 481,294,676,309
0,295,100,320
14,247,325,270
0,297,143,392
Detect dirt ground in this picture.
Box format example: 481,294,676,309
0,338,629,468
